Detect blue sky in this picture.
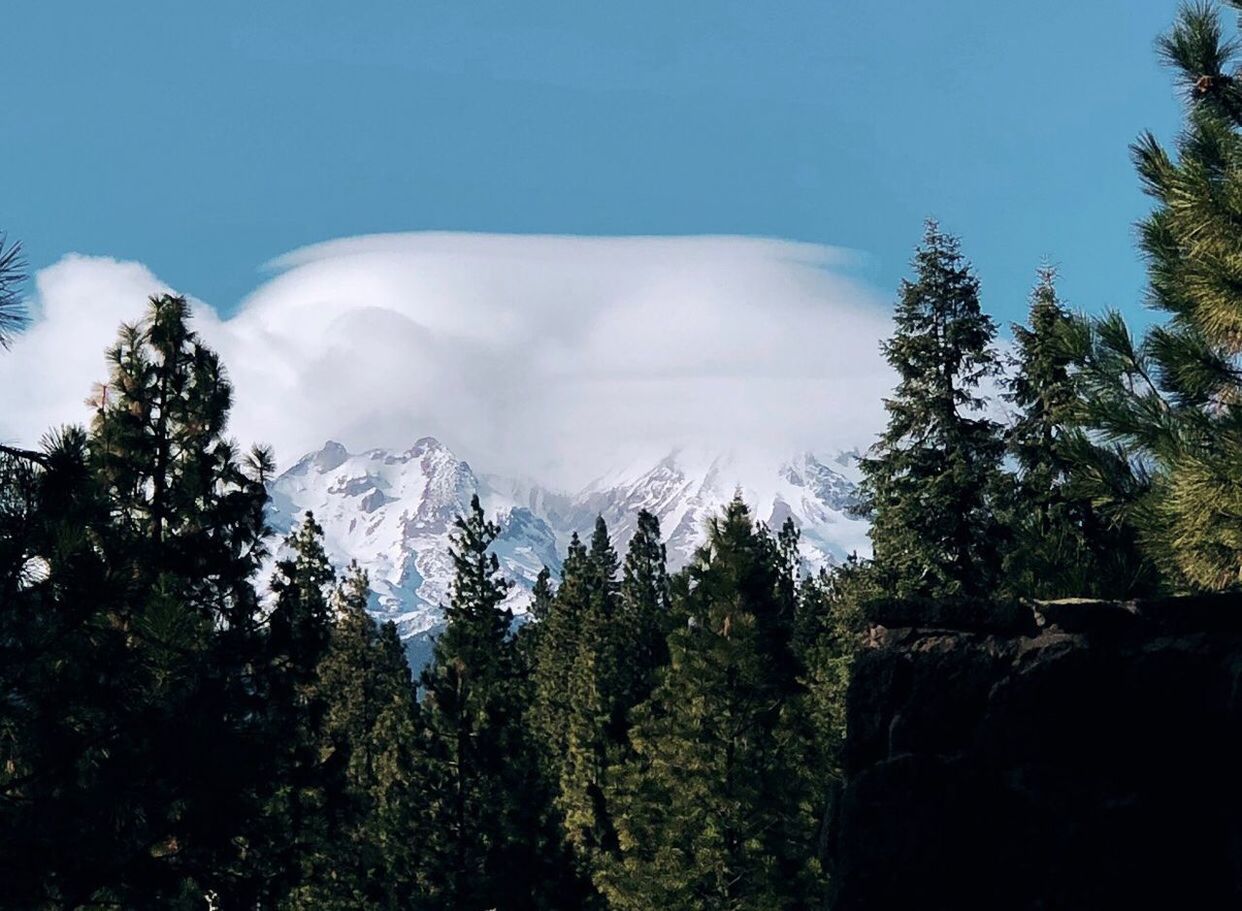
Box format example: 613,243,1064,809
8,1,1184,328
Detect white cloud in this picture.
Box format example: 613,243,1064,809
0,233,894,488
3,255,173,447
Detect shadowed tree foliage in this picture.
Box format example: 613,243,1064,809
0,428,140,909
532,532,589,775
280,561,422,910
0,295,276,907
1003,268,1157,599
248,513,337,907
412,494,537,910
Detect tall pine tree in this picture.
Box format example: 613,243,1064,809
600,498,822,910
1070,1,1242,589
531,533,589,776
284,562,422,910
1004,268,1155,598
618,509,671,707
2,295,276,907
250,512,337,907
858,221,1006,599
559,517,627,886
0,428,143,909
413,495,527,910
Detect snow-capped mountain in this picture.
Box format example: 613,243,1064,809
267,438,561,637
267,438,868,667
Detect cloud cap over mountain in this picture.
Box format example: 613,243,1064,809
1,233,893,488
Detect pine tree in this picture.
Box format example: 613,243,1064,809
413,495,525,910
0,230,26,348
1004,269,1156,598
1,295,275,906
538,513,676,898
530,565,555,621
618,509,671,707
0,429,141,909
559,517,626,883
512,565,554,687
858,221,1006,599
504,565,598,910
98,295,275,905
600,498,823,910
367,619,422,909
1008,268,1081,513
285,564,421,910
1070,1,1242,589
531,533,589,771
794,556,876,898
251,513,337,907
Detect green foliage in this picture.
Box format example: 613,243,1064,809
795,560,869,785
0,296,275,907
0,429,139,909
283,563,422,910
559,517,625,879
22,22,1242,889
532,532,589,772
412,494,536,910
525,511,675,904
599,498,825,910
618,509,672,710
249,513,338,907
0,231,26,347
857,222,1007,599
1002,270,1157,599
1070,1,1242,590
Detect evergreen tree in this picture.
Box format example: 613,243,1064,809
512,566,555,683
1004,269,1156,598
284,563,421,910
0,429,141,909
413,495,526,910
505,564,597,910
251,513,337,907
537,513,676,899
559,517,626,884
858,221,1006,599
366,619,422,910
530,564,555,622
600,498,822,910
94,294,275,906
618,509,671,707
531,533,589,772
793,556,875,898
1008,268,1081,516
1,295,275,906
1070,1,1242,589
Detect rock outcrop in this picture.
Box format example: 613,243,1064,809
831,595,1242,909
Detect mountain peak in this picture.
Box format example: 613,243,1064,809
408,436,445,454
267,439,869,668
308,439,349,472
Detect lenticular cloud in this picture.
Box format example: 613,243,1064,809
0,233,893,488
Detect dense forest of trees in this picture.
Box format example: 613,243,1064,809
3,2,1242,907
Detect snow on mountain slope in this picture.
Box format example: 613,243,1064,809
545,447,868,571
268,438,868,664
267,438,561,641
